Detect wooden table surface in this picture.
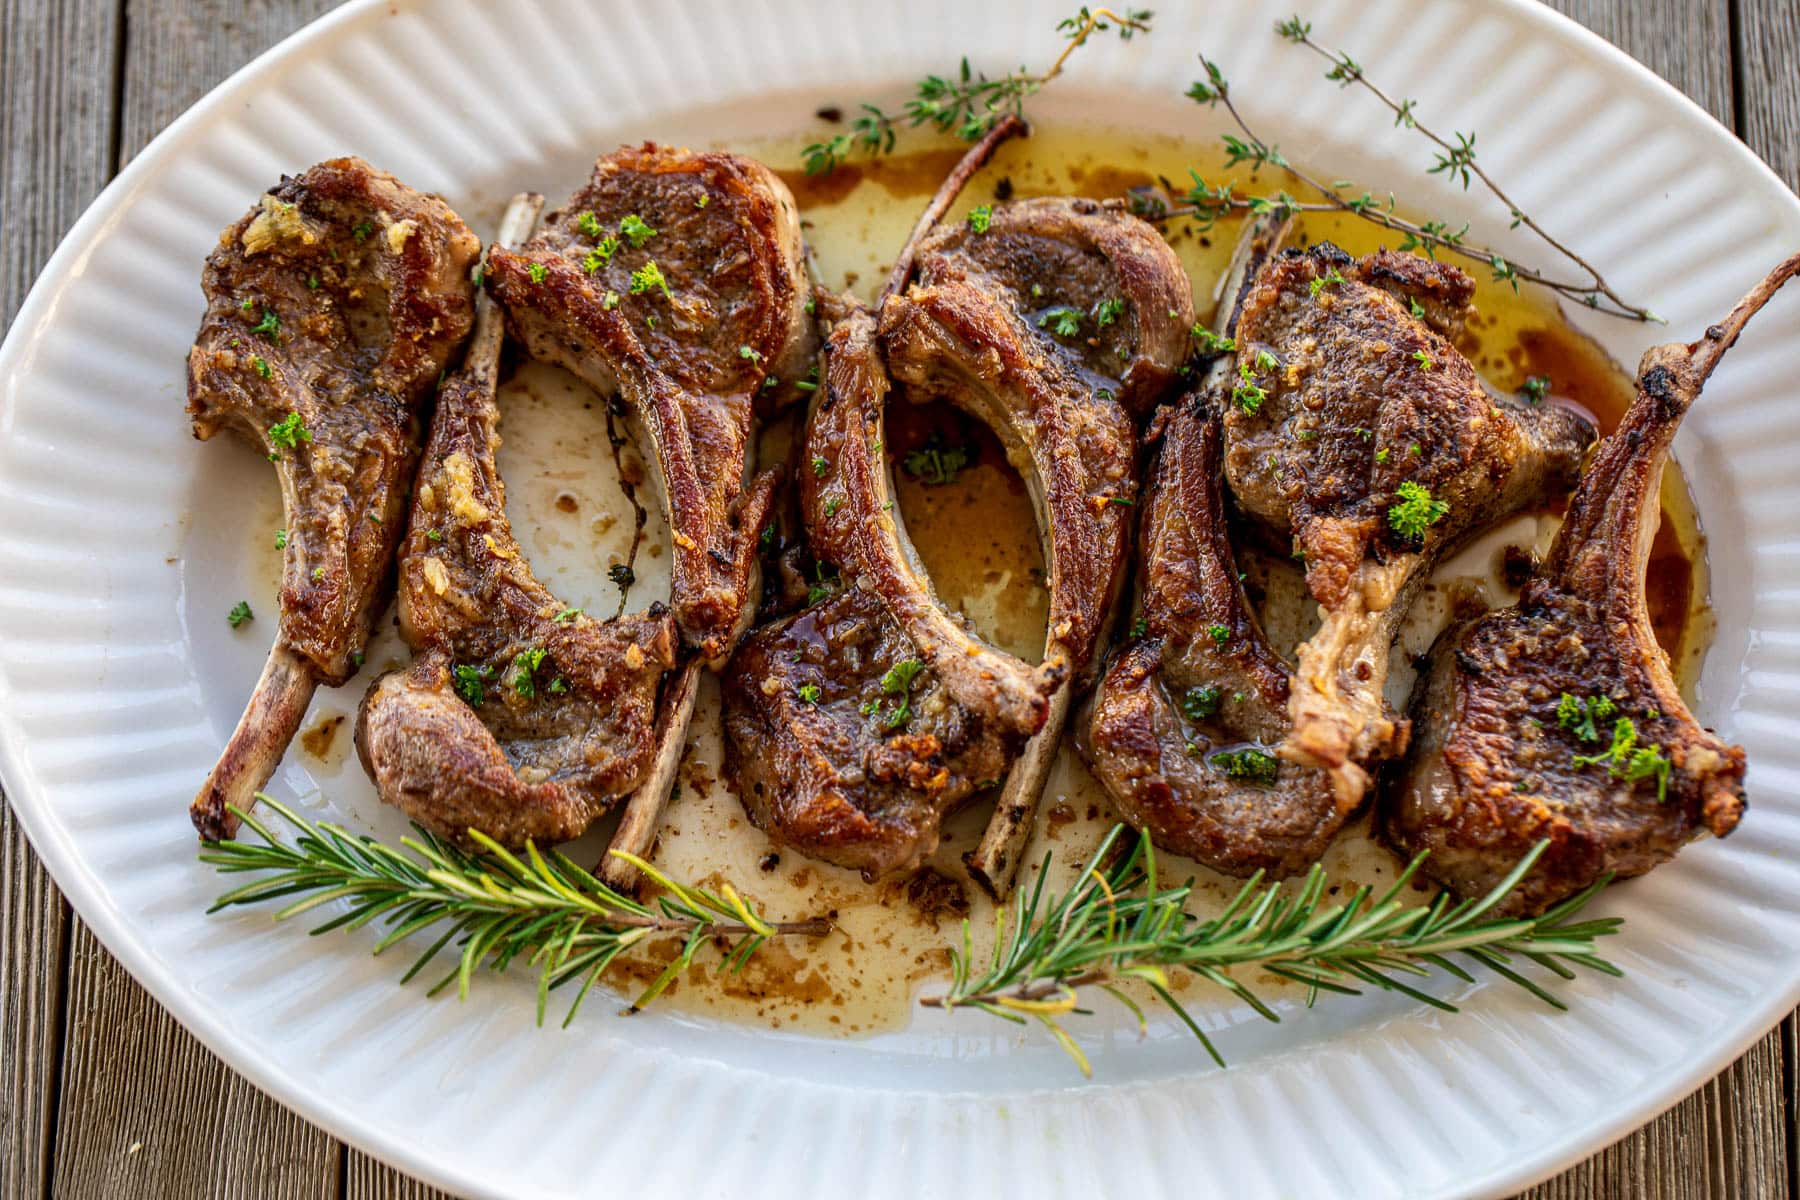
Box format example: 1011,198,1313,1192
3,1,1797,1195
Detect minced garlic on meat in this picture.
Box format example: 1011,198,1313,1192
241,195,319,255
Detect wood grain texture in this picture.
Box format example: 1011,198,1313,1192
1737,0,1800,193
0,2,122,1197
0,1,1793,1199
50,933,340,1200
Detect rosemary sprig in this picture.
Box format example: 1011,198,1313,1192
1160,20,1656,321
920,825,1622,1076
201,796,830,1026
801,6,1152,175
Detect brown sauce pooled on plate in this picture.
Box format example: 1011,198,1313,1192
411,126,1716,1036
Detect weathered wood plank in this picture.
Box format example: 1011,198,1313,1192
1736,0,1800,193
0,1,123,1196
50,934,338,1200
43,2,348,1198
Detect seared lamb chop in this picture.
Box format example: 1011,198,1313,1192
723,585,1020,879
1082,214,1344,877
187,158,480,840
723,159,1193,885
485,144,808,661
485,145,813,885
1224,244,1594,805
882,196,1194,895
356,195,678,847
1382,254,1799,915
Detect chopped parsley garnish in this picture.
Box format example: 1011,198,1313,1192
226,600,253,629
1206,623,1230,646
1037,307,1084,337
1181,685,1222,721
738,344,763,362
426,529,442,542
1409,296,1426,319
876,658,927,729
1212,747,1279,785
811,455,830,477
1572,716,1671,802
1308,267,1347,297
901,437,972,486
797,683,822,705
311,566,325,583
619,214,656,247
553,607,583,622
1232,363,1267,415
1521,374,1551,404
527,262,549,284
967,204,992,233
1556,692,1617,743
267,411,312,453
547,677,569,695
274,529,287,550
1375,447,1391,464
252,356,272,379
510,647,549,698
576,212,605,239
1387,480,1449,539
1094,297,1125,327
1254,348,1278,372
452,663,491,706
1192,326,1236,354
1412,348,1434,370
1129,615,1148,638
251,308,281,341
583,237,617,274
629,260,672,299
696,194,710,209
352,222,373,242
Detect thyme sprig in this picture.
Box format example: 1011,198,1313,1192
1161,20,1655,320
801,6,1152,175
201,796,831,1026
920,825,1622,1075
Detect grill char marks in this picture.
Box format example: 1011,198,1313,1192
1224,243,1595,806
485,143,813,664
721,196,1192,888
355,194,679,848
1382,253,1800,915
186,157,480,840
1082,213,1344,877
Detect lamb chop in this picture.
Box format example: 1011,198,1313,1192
1382,253,1799,915
484,145,813,885
1223,243,1595,806
356,194,679,847
1081,214,1345,877
722,127,1193,885
881,196,1194,895
186,158,480,840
